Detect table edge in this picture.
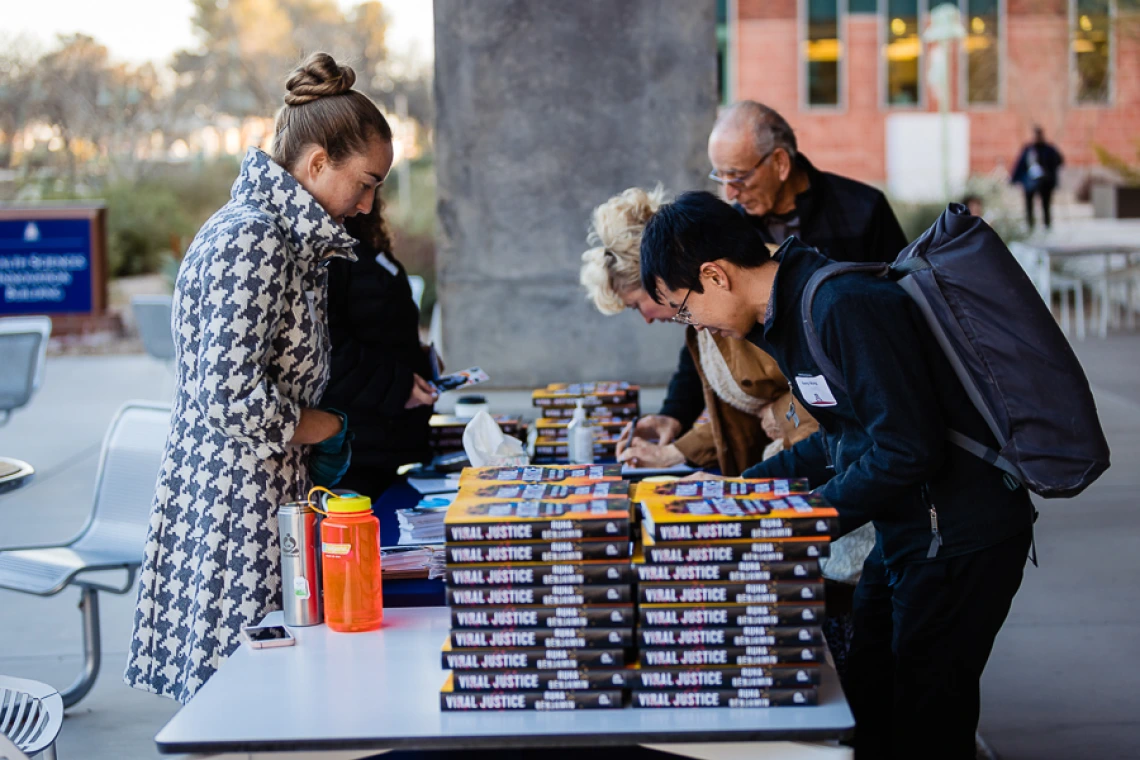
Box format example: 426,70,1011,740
157,723,855,755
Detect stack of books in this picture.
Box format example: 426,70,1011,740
530,382,640,463
439,464,635,711
429,414,525,458
629,478,835,709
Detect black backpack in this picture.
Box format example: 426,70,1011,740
801,204,1110,499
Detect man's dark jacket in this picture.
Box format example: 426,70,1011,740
741,240,1032,567
660,154,909,430
321,246,433,472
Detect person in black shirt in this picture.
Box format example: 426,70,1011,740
633,102,907,452
321,192,437,503
640,192,1033,760
1011,125,1064,230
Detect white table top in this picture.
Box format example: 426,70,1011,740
156,607,854,755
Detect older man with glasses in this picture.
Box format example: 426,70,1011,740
635,101,908,456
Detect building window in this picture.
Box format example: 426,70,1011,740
885,0,922,106
804,0,843,107
1072,0,1112,104
962,0,1001,105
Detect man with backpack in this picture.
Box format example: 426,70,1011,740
639,191,1038,759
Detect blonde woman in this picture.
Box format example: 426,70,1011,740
580,186,818,475
125,53,394,703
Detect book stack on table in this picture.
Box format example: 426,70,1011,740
430,414,525,458
629,478,836,709
530,382,640,463
439,464,636,711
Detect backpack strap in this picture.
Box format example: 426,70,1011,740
800,259,1026,490
800,262,891,394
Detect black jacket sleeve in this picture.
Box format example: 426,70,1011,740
659,342,705,431
321,257,417,418
742,430,833,489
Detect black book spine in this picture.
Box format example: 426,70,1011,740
445,562,634,587
448,584,633,607
639,645,826,668
644,541,829,564
633,665,821,690
446,518,630,543
441,648,627,671
446,540,630,565
634,560,819,583
451,606,635,629
441,690,624,711
631,688,818,708
638,581,825,605
452,669,630,691
650,517,838,542
637,604,825,628
449,627,634,649
637,626,823,648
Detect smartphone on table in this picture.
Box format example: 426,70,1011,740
241,624,296,649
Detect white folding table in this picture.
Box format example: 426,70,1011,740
156,608,854,760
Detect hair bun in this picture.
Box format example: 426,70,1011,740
284,52,356,106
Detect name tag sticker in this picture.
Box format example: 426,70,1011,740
795,375,837,407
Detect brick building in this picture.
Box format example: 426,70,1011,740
717,0,1140,188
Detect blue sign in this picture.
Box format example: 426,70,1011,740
0,218,94,315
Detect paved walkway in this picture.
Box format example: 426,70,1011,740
1,340,1138,758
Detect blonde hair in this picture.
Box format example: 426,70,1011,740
580,185,668,315
271,53,392,171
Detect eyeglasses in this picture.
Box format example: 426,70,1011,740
670,289,697,325
708,148,776,187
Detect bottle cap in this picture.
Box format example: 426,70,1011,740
325,493,373,514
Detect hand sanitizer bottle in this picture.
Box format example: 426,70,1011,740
567,400,595,464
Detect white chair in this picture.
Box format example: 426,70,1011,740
0,675,62,759
0,317,51,426
130,295,175,362
0,402,170,707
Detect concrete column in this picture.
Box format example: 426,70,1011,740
434,0,718,387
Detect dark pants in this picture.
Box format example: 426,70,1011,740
1025,182,1055,229
847,532,1031,760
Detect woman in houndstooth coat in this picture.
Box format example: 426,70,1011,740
124,53,394,703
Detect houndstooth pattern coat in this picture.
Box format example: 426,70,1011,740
124,148,358,703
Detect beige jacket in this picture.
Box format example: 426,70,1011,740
673,327,819,476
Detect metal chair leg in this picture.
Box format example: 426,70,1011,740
60,587,100,709
41,743,59,760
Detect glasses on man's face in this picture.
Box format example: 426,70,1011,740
708,148,776,187
670,289,697,325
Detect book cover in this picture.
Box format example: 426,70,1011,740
444,498,630,543
638,645,827,668
461,481,630,500
638,581,825,605
448,583,633,607
451,669,630,691
633,665,820,690
632,478,810,501
637,626,823,648
445,562,633,587
440,676,623,710
634,560,820,583
642,538,829,564
451,605,635,629
458,464,623,487
449,627,634,649
440,641,626,670
630,688,818,708
445,539,630,565
640,495,838,542
638,604,825,628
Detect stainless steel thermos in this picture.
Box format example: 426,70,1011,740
278,502,323,626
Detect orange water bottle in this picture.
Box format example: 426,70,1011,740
313,489,383,632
